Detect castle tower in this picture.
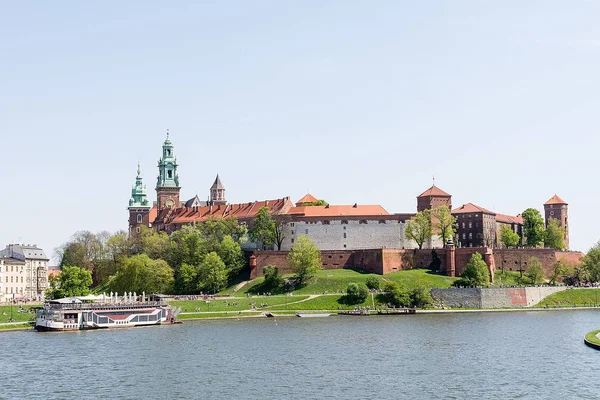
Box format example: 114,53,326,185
128,162,152,235
156,131,181,210
417,185,452,212
210,174,226,205
544,194,569,249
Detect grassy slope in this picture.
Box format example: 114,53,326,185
0,306,37,323
171,296,309,313
225,268,456,297
537,289,600,307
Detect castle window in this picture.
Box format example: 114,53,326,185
136,227,140,233
322,220,330,225
291,231,294,235
291,239,294,244
344,233,347,239
468,222,472,228
137,214,143,224
359,220,367,224
469,233,472,239
550,211,554,216
343,244,347,248
462,222,465,229
462,233,466,240
379,220,386,224
167,149,171,156
305,229,308,234
341,220,348,225
290,223,295,227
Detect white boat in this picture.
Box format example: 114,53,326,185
36,295,180,331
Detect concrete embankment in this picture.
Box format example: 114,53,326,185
431,286,566,309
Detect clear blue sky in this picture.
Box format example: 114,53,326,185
2,1,598,260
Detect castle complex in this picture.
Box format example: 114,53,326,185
128,134,570,257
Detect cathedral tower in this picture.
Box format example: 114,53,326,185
544,194,569,249
128,162,151,235
210,174,226,205
156,131,181,210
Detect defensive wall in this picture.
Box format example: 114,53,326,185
250,247,584,281
431,286,567,308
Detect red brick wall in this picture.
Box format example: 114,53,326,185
454,248,488,276
251,250,355,279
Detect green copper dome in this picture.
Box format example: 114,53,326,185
129,162,150,208
156,131,180,188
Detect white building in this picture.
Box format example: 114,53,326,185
0,244,49,301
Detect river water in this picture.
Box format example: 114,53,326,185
2,310,600,399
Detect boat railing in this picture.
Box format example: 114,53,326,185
45,301,168,311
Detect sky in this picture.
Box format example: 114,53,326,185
2,1,599,261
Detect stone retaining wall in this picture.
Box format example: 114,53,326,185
431,286,567,309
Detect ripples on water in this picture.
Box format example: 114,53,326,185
2,310,600,399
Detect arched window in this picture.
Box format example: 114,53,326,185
137,214,143,224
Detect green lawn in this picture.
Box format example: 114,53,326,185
0,323,33,330
585,330,600,346
224,268,456,297
171,295,309,313
537,289,600,307
0,306,37,323
491,271,524,287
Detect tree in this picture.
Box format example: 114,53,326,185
432,205,456,245
583,242,600,283
549,259,568,286
524,257,545,285
302,200,328,206
522,208,545,247
410,286,432,308
545,218,566,250
110,254,174,294
248,206,276,248
46,266,93,299
287,236,321,286
382,281,411,307
196,217,247,245
217,235,245,279
174,263,198,294
456,253,489,287
263,265,283,291
500,225,520,248
345,283,369,304
405,209,432,249
140,229,171,259
365,276,381,290
197,252,228,294
273,214,292,251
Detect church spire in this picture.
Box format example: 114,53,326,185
210,174,226,205
156,132,181,210
129,163,150,208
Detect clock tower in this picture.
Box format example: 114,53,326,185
128,162,151,236
156,131,181,211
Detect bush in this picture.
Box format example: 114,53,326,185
365,276,381,290
381,281,412,307
263,265,283,291
410,286,432,308
345,282,369,304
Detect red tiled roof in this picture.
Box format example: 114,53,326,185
149,205,158,223
155,197,294,225
544,194,567,205
417,185,451,198
48,270,61,278
296,193,319,204
289,204,390,217
496,213,524,225
452,203,495,215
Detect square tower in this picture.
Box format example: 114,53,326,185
544,194,569,249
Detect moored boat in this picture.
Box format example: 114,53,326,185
36,294,180,332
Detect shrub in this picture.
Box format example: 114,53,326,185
263,265,283,291
365,276,381,290
345,282,369,304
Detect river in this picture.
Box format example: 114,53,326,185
2,310,600,399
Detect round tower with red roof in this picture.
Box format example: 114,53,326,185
544,194,569,249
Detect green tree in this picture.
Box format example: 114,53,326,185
196,217,247,245
169,226,210,269
432,205,456,245
287,236,321,286
549,259,568,286
140,229,171,259
545,218,566,250
345,282,369,304
365,276,381,290
272,214,291,251
302,199,328,206
46,265,93,299
405,209,432,249
174,263,198,294
217,235,245,279
410,286,432,308
110,254,174,294
263,265,283,291
382,281,412,307
456,253,490,287
583,242,600,283
524,257,545,285
197,252,228,294
522,208,545,247
248,206,276,248
500,225,520,248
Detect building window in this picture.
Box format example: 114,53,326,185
343,244,347,248
136,227,141,233
469,233,473,239
305,229,308,234
341,220,348,225
290,223,295,227
137,214,143,223
550,211,554,216
343,226,346,230
379,220,386,224
291,231,294,235
291,239,294,244
359,220,367,224
468,222,472,228
462,222,465,229
343,233,347,239
322,220,330,225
